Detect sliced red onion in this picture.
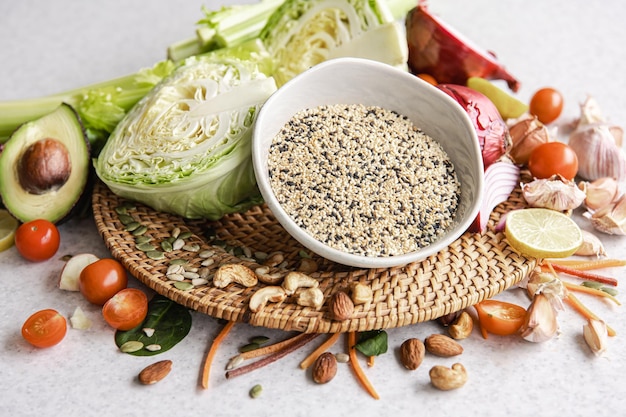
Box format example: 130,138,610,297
437,83,512,169
406,1,520,92
468,160,520,233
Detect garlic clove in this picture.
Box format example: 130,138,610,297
580,177,620,211
583,319,608,356
521,174,586,212
590,193,626,235
577,96,606,127
508,115,550,165
520,294,559,343
574,230,607,257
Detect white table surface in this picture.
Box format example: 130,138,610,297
1,1,625,416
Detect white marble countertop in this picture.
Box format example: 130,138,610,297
1,1,625,416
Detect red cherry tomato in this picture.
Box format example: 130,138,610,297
474,300,527,338
14,219,60,262
527,141,578,180
79,258,128,305
529,87,564,124
21,309,67,348
102,288,148,331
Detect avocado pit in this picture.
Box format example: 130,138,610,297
18,138,71,194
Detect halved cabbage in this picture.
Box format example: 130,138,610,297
94,53,276,220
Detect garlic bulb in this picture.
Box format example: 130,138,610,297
569,97,626,181
520,293,559,343
579,177,620,211
590,193,626,235
522,174,585,211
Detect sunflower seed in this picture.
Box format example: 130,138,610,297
183,243,200,252
145,344,162,352
172,238,185,250
171,227,181,239
201,258,215,267
199,250,215,259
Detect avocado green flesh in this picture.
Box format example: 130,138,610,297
0,103,90,223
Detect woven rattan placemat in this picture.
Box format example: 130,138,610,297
92,180,536,333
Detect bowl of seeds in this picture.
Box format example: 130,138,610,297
252,57,484,269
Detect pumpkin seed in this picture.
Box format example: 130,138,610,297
601,287,618,296
299,250,312,258
178,231,193,240
136,242,156,252
118,214,135,225
115,206,128,215
170,259,189,266
174,281,194,291
161,240,173,252
582,281,603,289
172,238,185,251
125,221,142,232
250,336,270,345
145,344,162,352
132,225,148,236
171,227,181,239
249,384,263,399
146,250,165,260
120,340,144,353
239,342,260,353
135,235,152,244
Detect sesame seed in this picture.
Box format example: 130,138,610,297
267,104,461,258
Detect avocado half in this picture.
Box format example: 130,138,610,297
0,103,91,224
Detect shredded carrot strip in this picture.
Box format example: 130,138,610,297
545,258,626,270
367,355,375,367
562,281,621,305
348,331,380,400
564,293,616,337
201,321,235,389
299,332,341,370
239,332,313,361
544,262,618,287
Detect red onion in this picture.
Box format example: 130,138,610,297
406,1,521,92
469,160,520,233
437,83,511,169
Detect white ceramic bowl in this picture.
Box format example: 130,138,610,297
252,58,484,269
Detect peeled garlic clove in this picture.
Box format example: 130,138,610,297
520,294,559,343
521,174,586,211
590,193,626,235
581,177,620,211
569,124,626,182
574,230,607,257
508,115,550,165
583,319,608,356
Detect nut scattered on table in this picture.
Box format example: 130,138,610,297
350,282,373,305
448,311,474,340
249,286,287,313
399,338,425,370
328,291,354,321
312,352,338,384
213,264,258,288
138,360,172,385
425,334,464,357
429,363,468,391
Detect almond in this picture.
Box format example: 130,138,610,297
424,334,463,357
138,360,173,385
328,291,354,321
399,338,425,370
312,352,338,384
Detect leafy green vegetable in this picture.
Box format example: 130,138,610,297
354,330,388,356
95,43,276,220
115,295,192,356
260,0,408,87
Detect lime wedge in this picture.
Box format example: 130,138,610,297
467,77,529,119
0,209,19,252
505,208,583,258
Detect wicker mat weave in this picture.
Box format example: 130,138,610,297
92,180,536,333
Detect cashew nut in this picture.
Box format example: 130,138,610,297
296,287,324,310
282,272,319,295
429,363,468,391
213,264,258,288
350,282,373,305
249,286,286,313
254,266,284,285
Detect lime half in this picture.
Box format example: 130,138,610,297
505,208,583,258
0,209,19,252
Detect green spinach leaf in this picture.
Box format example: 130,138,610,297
355,330,388,357
115,295,192,356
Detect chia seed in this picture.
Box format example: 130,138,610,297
267,103,461,258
